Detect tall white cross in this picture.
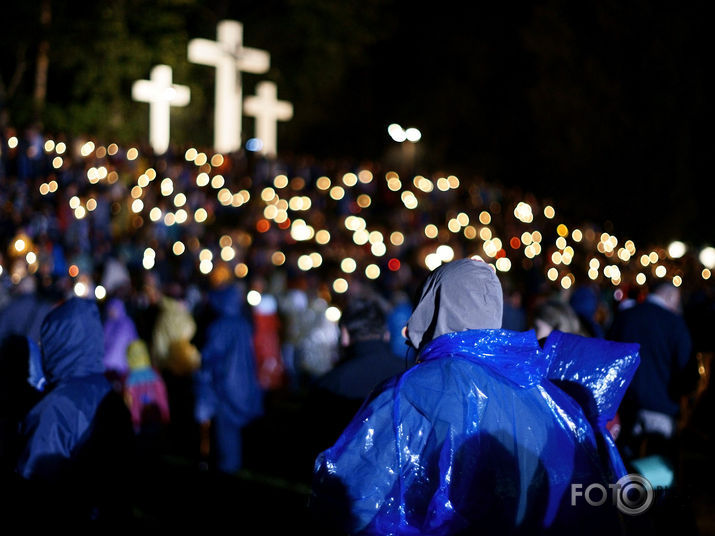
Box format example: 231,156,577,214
132,65,191,155
244,81,293,157
188,20,270,154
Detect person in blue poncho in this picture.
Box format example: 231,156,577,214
194,283,263,475
311,258,641,535
13,298,135,524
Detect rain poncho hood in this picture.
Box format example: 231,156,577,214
151,296,200,374
127,339,152,370
40,298,106,384
208,284,243,317
406,259,503,351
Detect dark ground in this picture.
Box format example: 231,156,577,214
126,383,715,534
126,387,332,531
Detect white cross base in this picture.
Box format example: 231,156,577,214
132,65,190,155
244,81,293,157
188,20,270,154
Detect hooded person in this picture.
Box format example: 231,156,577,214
194,284,264,475
311,258,641,535
151,295,201,376
124,339,170,435
14,298,134,524
569,285,605,339
102,297,139,383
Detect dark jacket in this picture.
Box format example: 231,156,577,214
316,339,408,401
609,298,692,416
309,339,409,458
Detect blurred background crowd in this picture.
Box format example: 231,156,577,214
1,125,714,531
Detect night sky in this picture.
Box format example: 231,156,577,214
256,1,715,245
2,0,712,247
233,0,713,247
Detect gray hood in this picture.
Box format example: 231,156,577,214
406,258,503,352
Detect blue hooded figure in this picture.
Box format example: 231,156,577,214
569,285,605,339
15,298,134,522
194,284,263,474
311,259,640,535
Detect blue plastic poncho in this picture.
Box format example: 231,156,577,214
312,328,640,535
194,285,263,427
542,329,640,480
17,298,112,480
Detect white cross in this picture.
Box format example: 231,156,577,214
132,65,190,155
188,20,270,154
243,81,293,157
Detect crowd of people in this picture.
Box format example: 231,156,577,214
1,124,714,532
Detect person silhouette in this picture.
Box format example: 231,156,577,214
312,258,638,535
15,298,134,524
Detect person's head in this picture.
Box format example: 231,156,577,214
568,285,598,320
40,298,105,385
650,280,681,313
406,258,503,352
105,297,128,320
532,299,581,340
127,339,151,370
339,297,387,346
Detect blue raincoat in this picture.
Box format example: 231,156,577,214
194,285,263,473
541,329,640,480
17,298,112,480
14,298,135,524
312,329,640,535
